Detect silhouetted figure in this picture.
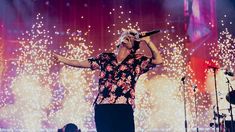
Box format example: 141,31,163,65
57,123,81,132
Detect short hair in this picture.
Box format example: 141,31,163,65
65,123,77,131
57,129,63,132
63,123,81,132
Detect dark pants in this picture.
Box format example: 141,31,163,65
95,104,135,132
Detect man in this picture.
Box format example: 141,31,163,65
54,29,163,132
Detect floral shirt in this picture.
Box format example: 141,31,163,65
88,52,156,106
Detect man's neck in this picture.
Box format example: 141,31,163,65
116,47,130,63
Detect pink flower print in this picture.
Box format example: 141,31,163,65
105,81,112,88
100,71,105,78
136,54,142,59
92,62,100,69
111,85,117,92
127,59,134,64
128,99,134,105
130,89,135,98
109,94,116,103
121,73,126,78
135,65,140,74
117,80,124,86
119,65,127,71
112,60,117,66
141,60,148,69
106,65,112,71
126,76,131,83
100,85,105,91
123,84,130,93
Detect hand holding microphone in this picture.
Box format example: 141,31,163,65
139,29,161,38
130,29,161,39
138,29,161,45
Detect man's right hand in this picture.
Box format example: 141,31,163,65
52,53,64,64
52,53,63,63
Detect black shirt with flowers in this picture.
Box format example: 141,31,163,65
88,52,156,107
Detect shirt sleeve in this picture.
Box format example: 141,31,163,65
139,55,156,74
88,53,103,70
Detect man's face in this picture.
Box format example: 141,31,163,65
120,34,136,49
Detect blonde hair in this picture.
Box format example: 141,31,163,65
115,28,140,54
116,28,139,48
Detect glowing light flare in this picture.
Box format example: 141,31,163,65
146,76,185,131
48,67,92,131
0,74,51,130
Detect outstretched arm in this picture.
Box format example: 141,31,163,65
141,36,163,65
53,53,91,68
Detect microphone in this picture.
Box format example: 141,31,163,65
181,76,186,82
192,84,197,92
224,69,234,77
131,29,161,39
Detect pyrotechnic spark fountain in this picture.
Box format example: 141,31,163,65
0,44,3,83
207,15,235,91
0,43,5,107
47,29,96,131
160,29,188,79
0,13,95,130
209,15,235,72
0,13,53,130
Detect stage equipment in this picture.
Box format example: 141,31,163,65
210,113,226,131
193,84,199,132
224,70,234,77
208,66,221,132
225,77,234,132
181,76,188,132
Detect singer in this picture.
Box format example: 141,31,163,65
53,29,163,132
